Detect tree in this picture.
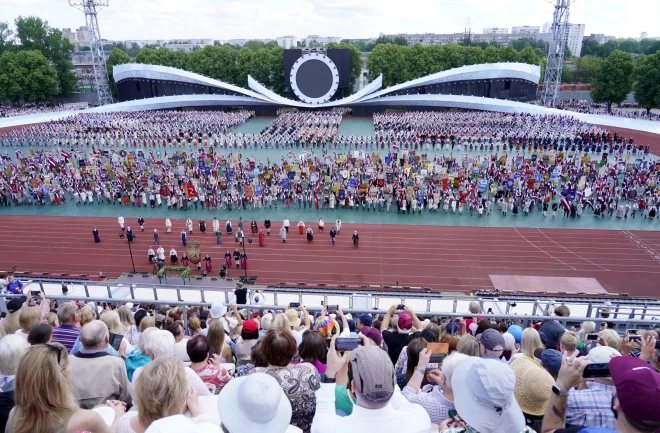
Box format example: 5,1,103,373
79,45,91,51
574,55,602,83
597,40,619,58
591,50,635,111
393,36,409,46
127,42,141,58
14,16,77,97
518,46,541,65
618,39,640,54
640,39,660,55
106,48,131,97
0,50,58,104
366,43,407,86
633,53,660,114
327,42,362,92
581,39,600,57
187,45,237,84
0,21,14,55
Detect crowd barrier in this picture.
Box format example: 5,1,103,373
2,279,659,334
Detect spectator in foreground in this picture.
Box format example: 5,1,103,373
0,335,29,431
169,321,189,362
311,336,431,433
125,327,158,382
539,305,570,350
205,320,233,363
7,343,125,433
218,373,301,433
381,305,423,364
27,323,52,345
51,301,81,352
131,330,211,397
68,320,132,408
445,356,532,433
15,307,42,341
117,356,218,433
510,354,555,432
542,353,660,433
234,319,260,367
262,328,320,433
478,328,506,359
187,335,231,394
403,348,466,424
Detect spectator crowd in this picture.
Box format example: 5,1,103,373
0,288,659,433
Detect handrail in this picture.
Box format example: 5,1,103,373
2,294,658,335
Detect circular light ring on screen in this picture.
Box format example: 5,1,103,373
290,53,339,104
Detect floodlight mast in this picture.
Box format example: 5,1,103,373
541,0,571,108
69,0,113,106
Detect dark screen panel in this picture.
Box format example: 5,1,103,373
295,59,333,98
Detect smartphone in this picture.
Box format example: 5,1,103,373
427,342,449,355
335,337,362,351
656,340,660,350
586,333,599,341
430,354,446,363
327,305,338,314
397,304,405,310
582,363,611,378
289,302,300,308
629,335,642,342
209,345,215,358
30,291,41,297
109,333,123,351
628,329,639,335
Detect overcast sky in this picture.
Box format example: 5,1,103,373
0,0,652,41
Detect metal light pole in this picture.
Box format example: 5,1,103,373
241,237,252,279
126,235,136,274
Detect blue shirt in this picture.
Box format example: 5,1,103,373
6,281,23,294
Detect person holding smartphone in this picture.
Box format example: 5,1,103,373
4,277,23,295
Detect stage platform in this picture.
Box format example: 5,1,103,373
490,275,608,295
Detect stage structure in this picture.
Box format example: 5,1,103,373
541,0,571,108
69,0,114,106
284,48,351,103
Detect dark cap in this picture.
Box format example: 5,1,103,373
610,356,660,429
361,326,383,346
479,328,505,351
357,314,372,327
540,349,562,376
350,347,395,401
7,296,26,313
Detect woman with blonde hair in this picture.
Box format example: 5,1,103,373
271,313,290,330
187,316,204,337
6,343,125,433
206,320,232,364
116,356,216,433
117,306,136,343
520,327,544,360
15,307,42,341
100,310,134,355
44,312,60,328
577,320,596,343
79,306,95,328
456,334,480,357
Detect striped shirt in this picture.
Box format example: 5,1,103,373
51,324,81,353
566,381,616,430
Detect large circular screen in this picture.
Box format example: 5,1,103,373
290,53,339,104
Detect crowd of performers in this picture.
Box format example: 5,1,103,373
2,109,654,152
0,103,89,118
555,100,660,122
1,130,659,221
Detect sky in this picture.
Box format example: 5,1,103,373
0,0,654,41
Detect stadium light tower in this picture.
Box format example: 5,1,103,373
541,0,571,108
69,0,113,106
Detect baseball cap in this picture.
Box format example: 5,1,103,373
446,321,461,335
588,346,621,364
349,347,395,402
397,312,412,332
361,326,383,346
610,356,660,430
242,319,259,334
6,296,26,313
452,356,526,433
479,328,505,351
357,314,373,327
210,302,227,319
540,349,562,376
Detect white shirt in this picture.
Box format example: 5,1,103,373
165,218,172,228
157,247,165,260
311,384,431,433
118,216,124,224
283,219,290,227
170,248,177,256
173,339,190,362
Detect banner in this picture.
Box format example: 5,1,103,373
187,241,201,264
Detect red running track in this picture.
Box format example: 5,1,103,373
0,215,659,297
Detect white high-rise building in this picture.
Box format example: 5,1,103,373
566,23,586,57
276,35,301,49
62,28,76,44
483,27,509,34
542,22,552,33
512,26,540,34
76,26,90,46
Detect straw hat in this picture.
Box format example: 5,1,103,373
510,356,554,416
285,309,301,327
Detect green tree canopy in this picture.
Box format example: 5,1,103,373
574,55,603,83
106,48,131,97
632,52,660,114
14,16,77,97
0,50,58,104
591,50,635,111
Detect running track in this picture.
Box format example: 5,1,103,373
1,215,659,297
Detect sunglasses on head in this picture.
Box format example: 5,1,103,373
44,343,63,364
